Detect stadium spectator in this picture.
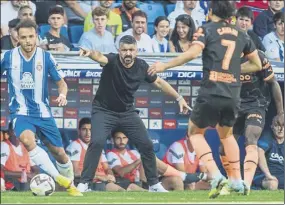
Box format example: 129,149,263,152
252,117,284,190
169,14,195,53
235,7,265,52
31,0,67,25
253,0,284,39
1,0,36,36
168,0,205,34
84,0,122,38
262,12,284,62
79,7,116,53
1,18,20,50
107,131,146,191
113,0,140,32
17,5,35,21
42,6,71,52
163,134,210,190
66,118,124,191
62,0,97,25
151,16,170,53
115,10,153,53
0,123,40,191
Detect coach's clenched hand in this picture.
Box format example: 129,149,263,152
178,98,192,114
148,62,166,76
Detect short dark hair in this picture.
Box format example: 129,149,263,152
236,6,254,21
154,16,170,35
132,10,147,22
170,14,196,47
15,19,38,33
92,6,108,18
49,5,64,17
273,12,284,25
8,18,20,29
119,35,137,45
18,5,32,13
209,0,236,20
79,118,91,129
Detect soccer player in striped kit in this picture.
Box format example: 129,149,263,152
1,19,81,196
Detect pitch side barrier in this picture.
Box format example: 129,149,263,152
2,51,283,81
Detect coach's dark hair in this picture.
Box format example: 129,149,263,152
15,19,38,33
170,14,196,46
8,18,20,29
209,0,236,20
132,10,148,22
236,6,254,21
49,5,64,17
273,12,284,25
154,16,170,35
119,35,137,46
79,118,91,129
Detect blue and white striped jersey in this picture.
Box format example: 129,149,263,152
1,47,65,118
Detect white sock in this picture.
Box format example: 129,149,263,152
179,171,186,181
29,146,60,179
56,158,74,181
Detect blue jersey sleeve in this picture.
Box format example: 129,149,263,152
1,51,9,75
258,132,273,152
47,52,65,82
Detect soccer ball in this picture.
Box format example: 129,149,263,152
30,174,55,196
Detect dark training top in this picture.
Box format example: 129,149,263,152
192,21,256,99
240,50,274,110
94,53,158,112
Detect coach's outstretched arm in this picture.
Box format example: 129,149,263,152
152,77,191,113
79,47,108,66
148,44,203,76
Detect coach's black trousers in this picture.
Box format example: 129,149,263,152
80,105,159,186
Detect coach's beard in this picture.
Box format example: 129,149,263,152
123,56,133,65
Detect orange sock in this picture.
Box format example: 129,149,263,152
163,165,181,177
244,145,258,187
220,135,241,180
191,134,221,178
220,155,231,178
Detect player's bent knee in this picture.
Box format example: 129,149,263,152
262,179,278,190
19,130,36,150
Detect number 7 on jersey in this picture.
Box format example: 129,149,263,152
221,40,236,70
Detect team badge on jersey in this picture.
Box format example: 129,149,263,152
21,72,35,89
36,62,43,71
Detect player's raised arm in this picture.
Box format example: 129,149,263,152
148,43,203,76
79,47,108,66
152,77,192,113
241,37,262,73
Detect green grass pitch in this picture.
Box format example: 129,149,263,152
1,190,284,204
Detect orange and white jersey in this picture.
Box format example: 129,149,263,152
66,139,107,174
0,141,34,172
107,149,140,182
164,139,201,173
107,149,140,169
